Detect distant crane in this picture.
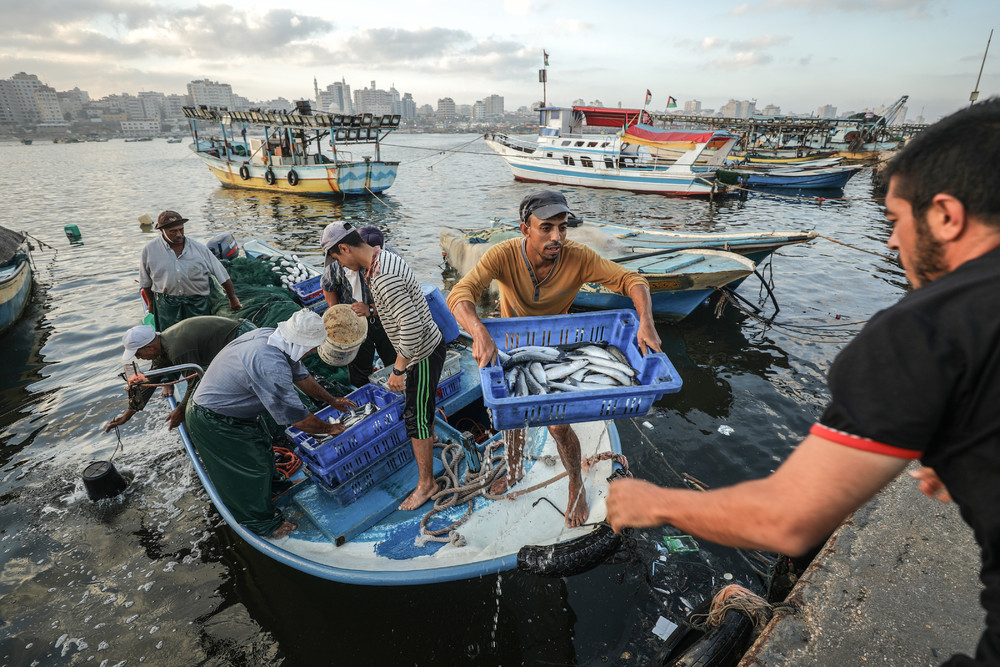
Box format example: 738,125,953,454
970,29,993,107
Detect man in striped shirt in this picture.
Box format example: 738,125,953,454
323,222,446,511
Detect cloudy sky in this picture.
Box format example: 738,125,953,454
2,0,997,121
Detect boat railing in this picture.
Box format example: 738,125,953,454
128,363,205,405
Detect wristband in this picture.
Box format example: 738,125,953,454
391,367,406,376
369,305,375,316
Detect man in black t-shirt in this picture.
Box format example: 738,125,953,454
607,98,1000,665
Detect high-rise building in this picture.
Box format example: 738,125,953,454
400,93,416,120
35,86,66,125
761,104,781,116
164,94,188,120
353,80,397,117
318,78,353,114
720,98,756,118
816,104,837,118
7,72,44,124
484,94,504,117
187,79,237,109
683,100,702,114
436,97,456,119
472,100,486,120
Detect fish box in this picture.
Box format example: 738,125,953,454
479,309,683,429
287,383,404,471
291,275,324,306
308,418,465,506
368,348,462,402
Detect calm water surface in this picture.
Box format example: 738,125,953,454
0,136,903,665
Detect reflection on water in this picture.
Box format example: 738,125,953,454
0,137,903,664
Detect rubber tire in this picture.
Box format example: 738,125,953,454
239,164,250,180
287,169,299,186
264,169,276,185
517,523,622,577
659,608,755,667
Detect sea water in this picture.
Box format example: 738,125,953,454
0,136,902,664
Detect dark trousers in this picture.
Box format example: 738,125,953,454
348,316,397,388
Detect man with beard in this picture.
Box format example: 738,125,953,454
139,210,241,330
607,99,1000,666
447,190,661,528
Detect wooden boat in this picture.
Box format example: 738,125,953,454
440,225,758,321
485,106,739,196
449,215,816,268
182,102,399,196
20,138,32,145
722,164,863,190
143,237,629,584
0,226,33,335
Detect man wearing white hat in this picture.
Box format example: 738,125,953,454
105,316,256,432
186,309,357,538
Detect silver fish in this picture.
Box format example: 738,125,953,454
544,358,589,382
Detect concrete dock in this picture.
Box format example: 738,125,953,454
741,465,984,666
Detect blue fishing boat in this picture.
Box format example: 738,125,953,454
0,226,33,335
723,164,863,190
135,237,631,585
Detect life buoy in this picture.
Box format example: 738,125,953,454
264,169,276,185
287,169,299,186
239,164,251,180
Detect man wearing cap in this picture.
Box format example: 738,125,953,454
324,222,446,512
447,190,661,528
186,309,357,538
105,316,257,433
139,210,242,331
320,224,398,388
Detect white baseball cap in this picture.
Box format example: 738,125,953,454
276,309,328,348
122,325,157,361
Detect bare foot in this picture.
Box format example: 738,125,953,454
398,481,438,511
270,521,297,538
565,477,589,528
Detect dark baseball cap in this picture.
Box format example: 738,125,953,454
519,190,572,223
321,221,355,265
156,210,188,229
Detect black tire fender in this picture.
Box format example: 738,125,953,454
517,523,622,577
264,169,276,185
287,169,299,186
239,164,251,180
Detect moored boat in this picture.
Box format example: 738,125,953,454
0,226,33,335
485,106,740,196
440,224,760,321
721,164,864,190
183,102,400,197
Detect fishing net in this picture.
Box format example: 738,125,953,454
206,256,352,396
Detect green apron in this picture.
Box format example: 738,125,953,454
152,292,212,331
185,402,286,536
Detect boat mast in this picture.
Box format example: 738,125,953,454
540,50,549,107
970,29,993,107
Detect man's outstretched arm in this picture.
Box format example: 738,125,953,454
607,434,909,556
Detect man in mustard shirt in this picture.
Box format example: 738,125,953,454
447,190,661,527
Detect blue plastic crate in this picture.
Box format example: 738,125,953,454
291,275,323,306
309,418,466,506
304,421,411,486
287,384,404,468
479,309,683,429
436,369,462,402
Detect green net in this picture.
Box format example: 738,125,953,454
207,256,352,395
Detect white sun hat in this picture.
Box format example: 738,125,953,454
276,309,328,348
122,325,157,361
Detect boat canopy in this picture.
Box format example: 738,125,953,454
625,124,721,144
572,106,651,128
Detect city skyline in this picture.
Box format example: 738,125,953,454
1,1,997,122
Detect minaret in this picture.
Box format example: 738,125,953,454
314,76,320,109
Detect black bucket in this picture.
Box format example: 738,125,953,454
82,461,128,501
